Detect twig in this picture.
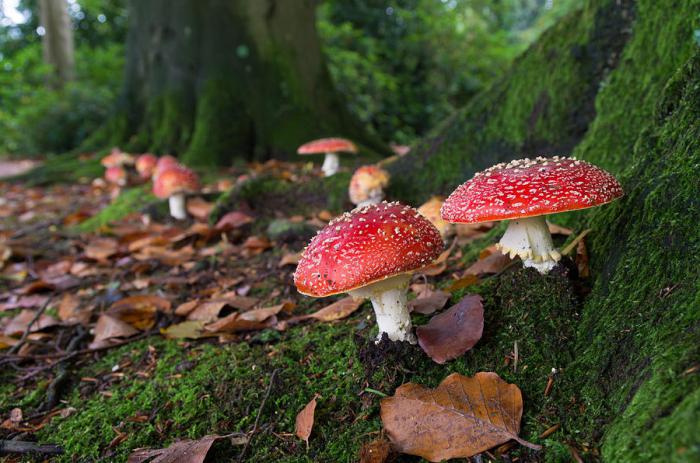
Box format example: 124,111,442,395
38,326,88,412
10,330,158,384
0,440,63,456
8,297,53,355
238,368,280,462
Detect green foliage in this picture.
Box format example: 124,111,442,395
318,0,581,144
76,185,157,232
0,0,126,155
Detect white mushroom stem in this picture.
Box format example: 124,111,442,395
349,273,415,344
496,215,561,274
321,152,340,177
168,193,187,220
356,189,385,208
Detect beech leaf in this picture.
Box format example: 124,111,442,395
127,434,221,463
295,395,318,448
416,295,484,364
407,289,450,315
380,372,541,462
295,297,363,322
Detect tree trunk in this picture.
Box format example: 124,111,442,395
116,0,386,166
39,0,75,88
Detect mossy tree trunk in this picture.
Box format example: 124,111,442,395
115,0,385,166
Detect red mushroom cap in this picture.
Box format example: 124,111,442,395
135,154,158,179
152,166,199,199
153,155,180,178
297,137,358,155
441,156,623,224
294,202,443,297
104,165,127,185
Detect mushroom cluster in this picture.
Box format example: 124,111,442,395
441,156,623,273
294,202,443,343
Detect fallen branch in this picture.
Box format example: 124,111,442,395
38,326,88,412
238,368,280,462
0,440,63,456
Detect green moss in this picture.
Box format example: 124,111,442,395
75,185,157,233
7,152,103,186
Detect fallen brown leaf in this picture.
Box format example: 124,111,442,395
0,335,18,349
89,314,139,349
3,309,59,336
127,434,222,463
107,295,171,330
408,289,450,315
359,438,392,463
416,295,484,364
186,197,214,221
160,320,206,339
445,274,480,292
548,222,573,236
279,252,301,267
84,237,119,261
294,297,363,323
295,395,318,448
215,211,254,231
380,372,540,462
464,252,513,276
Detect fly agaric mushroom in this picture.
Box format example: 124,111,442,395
153,155,179,179
152,166,200,220
101,148,133,168
135,154,158,179
417,196,454,239
294,202,443,343
349,165,390,208
104,165,127,186
297,137,357,177
441,156,623,274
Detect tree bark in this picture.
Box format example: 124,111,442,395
39,0,75,88
116,0,386,166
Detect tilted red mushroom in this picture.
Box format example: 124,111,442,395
349,165,390,208
135,154,158,179
441,156,623,273
297,137,357,177
294,202,443,343
152,166,200,220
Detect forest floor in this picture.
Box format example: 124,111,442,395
0,158,617,462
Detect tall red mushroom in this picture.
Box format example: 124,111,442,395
441,156,623,273
152,166,200,220
294,202,443,343
297,137,357,177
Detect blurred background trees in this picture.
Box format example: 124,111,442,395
0,0,579,157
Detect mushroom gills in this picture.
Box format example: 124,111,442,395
496,215,561,274
168,193,187,220
348,273,416,344
321,152,340,176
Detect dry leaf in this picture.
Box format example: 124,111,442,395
3,309,59,336
359,438,392,463
0,335,18,349
576,238,590,278
185,197,214,221
89,314,139,349
84,238,119,261
161,320,206,339
215,211,254,231
380,372,540,461
278,252,301,267
464,252,513,275
295,297,363,322
127,434,222,463
408,289,450,315
548,222,573,236
107,295,171,330
295,395,318,448
416,295,484,364
445,274,480,292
